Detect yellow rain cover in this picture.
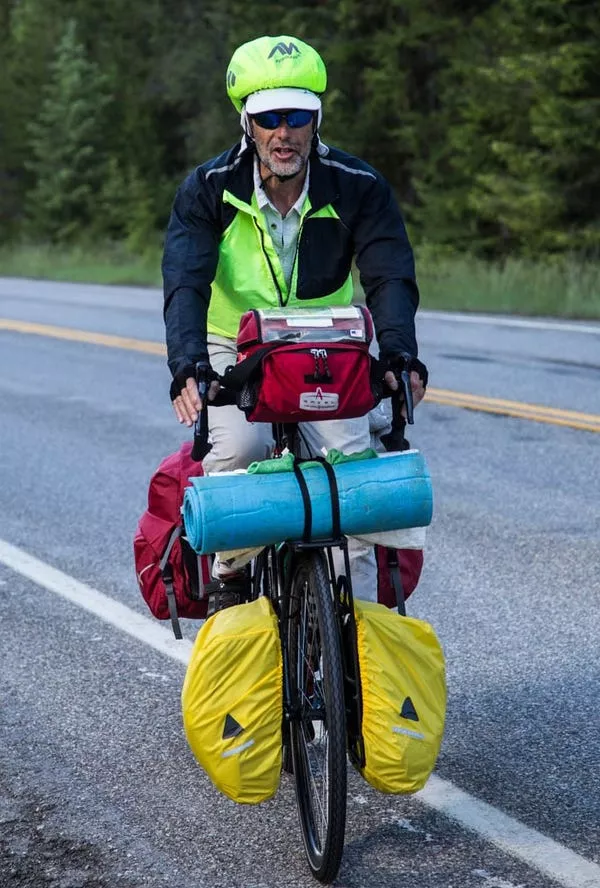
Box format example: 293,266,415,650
355,599,446,794
182,596,283,804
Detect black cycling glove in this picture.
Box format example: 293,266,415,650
169,362,220,402
169,363,198,402
382,354,429,389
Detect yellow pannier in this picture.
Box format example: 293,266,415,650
181,596,283,804
354,599,446,794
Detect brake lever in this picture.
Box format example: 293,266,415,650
400,365,414,425
191,360,213,462
380,355,414,452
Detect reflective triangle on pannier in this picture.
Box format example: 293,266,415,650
222,713,244,739
181,596,283,804
354,599,446,794
400,696,419,721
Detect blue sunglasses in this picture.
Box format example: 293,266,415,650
250,109,315,130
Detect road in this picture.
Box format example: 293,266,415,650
1,277,599,888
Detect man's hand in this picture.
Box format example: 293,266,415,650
384,369,425,415
172,377,220,427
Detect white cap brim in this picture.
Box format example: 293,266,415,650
245,87,321,114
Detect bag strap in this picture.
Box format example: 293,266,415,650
160,525,184,640
291,457,342,543
292,461,313,542
388,549,406,616
317,458,342,540
221,343,279,392
180,534,201,600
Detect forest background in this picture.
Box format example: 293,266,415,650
1,0,599,317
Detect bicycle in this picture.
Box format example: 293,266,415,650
189,356,416,884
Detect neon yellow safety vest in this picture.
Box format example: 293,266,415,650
208,189,354,339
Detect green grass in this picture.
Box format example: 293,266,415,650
415,253,600,320
0,242,599,320
0,242,161,287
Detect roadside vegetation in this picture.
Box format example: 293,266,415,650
1,1,598,318
0,243,161,288
416,252,600,319
1,243,598,320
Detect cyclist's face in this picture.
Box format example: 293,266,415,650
251,110,313,179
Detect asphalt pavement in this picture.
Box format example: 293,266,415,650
1,278,599,888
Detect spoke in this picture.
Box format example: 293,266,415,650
304,734,328,839
295,578,331,847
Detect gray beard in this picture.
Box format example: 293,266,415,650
257,148,306,180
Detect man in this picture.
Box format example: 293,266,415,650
162,34,427,603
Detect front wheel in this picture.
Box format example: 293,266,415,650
288,551,347,883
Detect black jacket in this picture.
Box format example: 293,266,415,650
162,141,420,379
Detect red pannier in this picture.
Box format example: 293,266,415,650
223,306,381,423
375,546,424,609
134,442,211,639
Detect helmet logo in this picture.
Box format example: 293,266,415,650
227,70,236,88
268,42,300,59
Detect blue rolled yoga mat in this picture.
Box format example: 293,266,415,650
183,451,432,555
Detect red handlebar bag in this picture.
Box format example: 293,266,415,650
224,306,381,423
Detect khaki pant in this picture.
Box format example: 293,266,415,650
205,335,377,601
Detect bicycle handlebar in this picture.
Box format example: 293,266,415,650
190,355,417,461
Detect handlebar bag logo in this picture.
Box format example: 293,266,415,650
300,386,339,411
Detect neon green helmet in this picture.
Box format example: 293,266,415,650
226,35,327,113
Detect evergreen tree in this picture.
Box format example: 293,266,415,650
321,0,459,212
418,0,600,255
25,19,112,242
1,0,65,238
0,0,597,256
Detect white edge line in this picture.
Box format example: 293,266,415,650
2,537,600,888
0,538,192,665
417,774,600,888
418,310,600,336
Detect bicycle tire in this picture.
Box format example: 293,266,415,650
288,550,347,883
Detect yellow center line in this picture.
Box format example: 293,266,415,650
427,386,599,423
2,317,599,433
426,392,600,433
0,318,165,355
